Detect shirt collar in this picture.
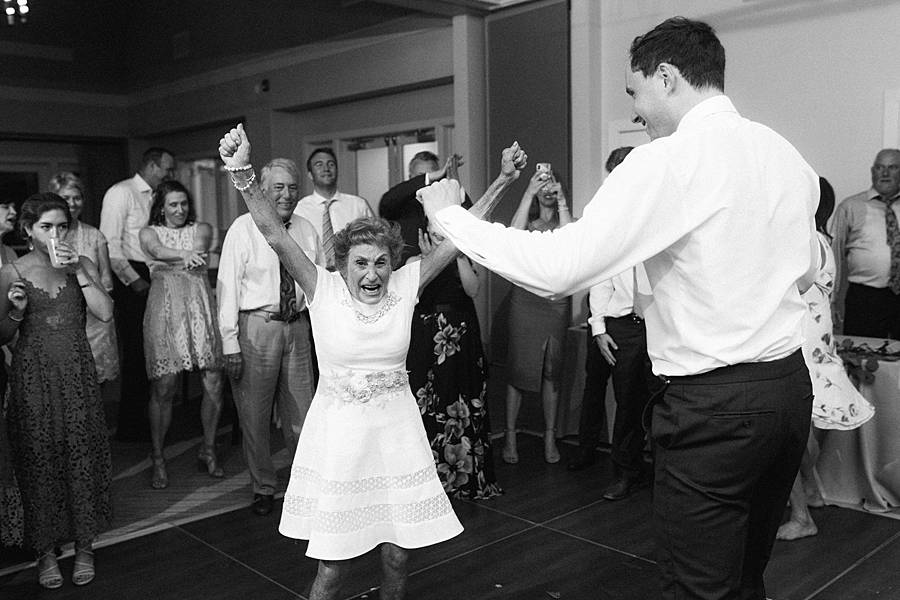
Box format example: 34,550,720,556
868,188,900,202
133,173,153,194
312,189,339,205
676,94,737,133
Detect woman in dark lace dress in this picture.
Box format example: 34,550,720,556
0,193,113,589
408,224,501,500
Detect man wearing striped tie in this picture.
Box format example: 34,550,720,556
295,148,374,270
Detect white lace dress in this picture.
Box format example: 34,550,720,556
279,262,463,560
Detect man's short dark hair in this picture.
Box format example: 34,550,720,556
408,151,439,174
141,147,173,169
606,147,634,173
306,147,337,173
630,17,725,92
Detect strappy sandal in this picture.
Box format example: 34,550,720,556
151,454,169,489
72,548,95,586
38,551,63,590
197,445,224,478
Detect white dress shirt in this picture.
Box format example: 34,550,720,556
99,173,152,285
216,213,323,355
588,265,651,336
830,188,900,291
295,190,374,237
435,95,819,376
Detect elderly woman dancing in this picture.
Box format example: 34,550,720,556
219,123,525,600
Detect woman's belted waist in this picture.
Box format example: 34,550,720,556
318,368,409,406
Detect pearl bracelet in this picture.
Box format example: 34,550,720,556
224,164,253,172
232,171,256,192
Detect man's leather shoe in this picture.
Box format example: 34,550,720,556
567,449,598,472
601,477,642,501
252,493,274,516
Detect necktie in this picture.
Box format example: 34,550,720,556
279,222,298,321
880,196,900,294
322,198,337,271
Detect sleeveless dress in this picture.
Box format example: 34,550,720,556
802,232,875,430
6,266,112,551
408,261,502,500
143,224,224,379
279,263,463,560
68,222,119,383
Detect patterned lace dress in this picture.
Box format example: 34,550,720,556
6,266,111,551
802,232,875,430
279,262,463,560
68,222,119,383
143,224,224,379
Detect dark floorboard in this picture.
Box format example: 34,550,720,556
3,434,900,599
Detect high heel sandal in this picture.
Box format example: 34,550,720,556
72,547,95,586
37,551,62,590
501,429,519,464
197,445,224,478
150,454,169,489
544,428,561,464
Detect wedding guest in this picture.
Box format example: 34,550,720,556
502,167,571,464
140,181,225,488
218,123,524,600
0,198,21,549
49,172,119,387
0,193,113,588
777,177,875,540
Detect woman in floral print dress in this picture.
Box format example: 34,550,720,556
407,224,501,500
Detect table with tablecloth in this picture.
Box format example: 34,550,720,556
816,335,900,516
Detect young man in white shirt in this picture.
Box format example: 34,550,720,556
295,147,373,270
217,158,322,516
421,17,819,600
100,148,175,442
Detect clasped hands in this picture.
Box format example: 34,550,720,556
418,141,527,222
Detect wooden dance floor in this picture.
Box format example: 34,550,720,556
2,430,900,599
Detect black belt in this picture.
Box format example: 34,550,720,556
610,312,644,323
241,309,301,323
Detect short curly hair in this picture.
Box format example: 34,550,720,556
333,217,404,273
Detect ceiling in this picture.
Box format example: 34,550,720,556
0,0,528,94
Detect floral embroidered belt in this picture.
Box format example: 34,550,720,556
319,369,409,406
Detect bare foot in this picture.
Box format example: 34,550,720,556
544,431,560,464
776,519,818,541
502,431,518,464
805,485,825,508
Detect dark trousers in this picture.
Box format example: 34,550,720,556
652,349,812,600
606,315,655,478
113,261,150,442
577,328,611,450
844,282,900,339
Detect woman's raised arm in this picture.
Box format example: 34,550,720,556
218,124,319,302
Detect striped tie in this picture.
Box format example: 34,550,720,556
322,199,337,271
880,195,900,294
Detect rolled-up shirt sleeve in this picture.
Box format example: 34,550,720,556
433,143,698,299
216,225,246,355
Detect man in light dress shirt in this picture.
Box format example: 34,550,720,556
100,148,175,442
831,148,900,338
217,158,322,517
421,17,819,600
295,147,373,268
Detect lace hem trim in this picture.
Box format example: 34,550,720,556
282,492,455,534
289,464,435,495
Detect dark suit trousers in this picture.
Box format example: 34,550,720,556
844,282,900,339
652,349,812,600
606,315,655,478
577,329,611,450
113,261,150,441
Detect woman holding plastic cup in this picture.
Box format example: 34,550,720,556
0,192,113,589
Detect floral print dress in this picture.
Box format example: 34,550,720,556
409,261,502,500
803,232,875,430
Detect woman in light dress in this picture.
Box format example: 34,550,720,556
218,123,525,600
140,180,224,489
48,172,119,388
777,177,875,540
